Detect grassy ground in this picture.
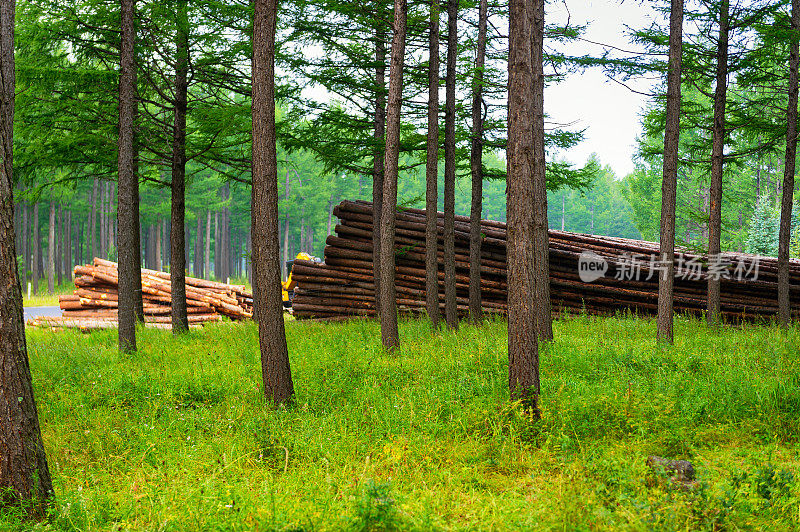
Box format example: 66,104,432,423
22,280,74,307
3,314,800,530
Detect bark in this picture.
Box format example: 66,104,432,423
373,26,387,318
468,0,488,323
425,0,440,328
31,203,38,295
443,0,458,329
779,0,800,327
90,179,97,261
531,0,552,341
170,0,190,333
252,0,294,404
707,0,728,326
507,0,539,415
47,201,54,293
0,0,54,512
657,0,683,343
117,0,141,352
379,0,407,350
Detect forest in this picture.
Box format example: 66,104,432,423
1,0,800,528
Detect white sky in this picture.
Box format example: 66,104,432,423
545,0,662,177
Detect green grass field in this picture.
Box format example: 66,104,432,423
3,315,800,530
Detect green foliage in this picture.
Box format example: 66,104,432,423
745,195,780,256
4,316,800,529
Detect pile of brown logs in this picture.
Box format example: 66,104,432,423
28,258,253,330
290,200,800,321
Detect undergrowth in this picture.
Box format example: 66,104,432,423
3,314,799,530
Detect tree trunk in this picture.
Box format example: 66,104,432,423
468,0,487,323
65,210,72,279
657,0,684,343
117,0,141,352
154,220,161,271
282,169,291,279
56,203,63,287
170,0,189,333
47,201,54,293
443,0,458,329
779,0,799,327
214,211,220,279
425,0,440,328
0,0,54,511
204,210,211,279
31,203,38,295
706,0,728,326
507,0,539,415
373,26,387,319
20,202,27,283
252,0,294,404
194,213,202,277
531,0,552,341
89,179,97,261
379,0,407,351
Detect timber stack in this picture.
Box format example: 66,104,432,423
29,258,253,330
290,200,800,321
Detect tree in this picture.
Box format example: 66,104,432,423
706,0,729,326
778,0,799,327
378,0,407,351
425,0,440,328
0,0,53,514
531,0,551,341
170,0,190,334
507,0,539,414
468,0,488,323
657,0,684,344
443,0,457,329
118,0,142,352
252,0,294,404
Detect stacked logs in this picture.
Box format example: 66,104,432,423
290,200,800,321
29,258,253,330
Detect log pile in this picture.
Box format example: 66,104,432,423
28,258,253,330
291,200,800,321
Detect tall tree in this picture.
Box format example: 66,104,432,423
507,0,539,414
443,0,458,329
117,0,142,352
468,0,488,323
373,27,387,320
0,0,53,513
47,200,54,293
425,0,440,328
378,0,407,351
779,0,799,327
657,0,684,343
170,0,190,334
252,0,294,404
706,0,729,326
530,0,551,341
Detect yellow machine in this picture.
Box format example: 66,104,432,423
282,252,317,309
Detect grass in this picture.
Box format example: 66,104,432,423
22,280,74,307
3,314,800,530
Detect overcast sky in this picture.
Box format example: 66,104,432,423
545,0,663,177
